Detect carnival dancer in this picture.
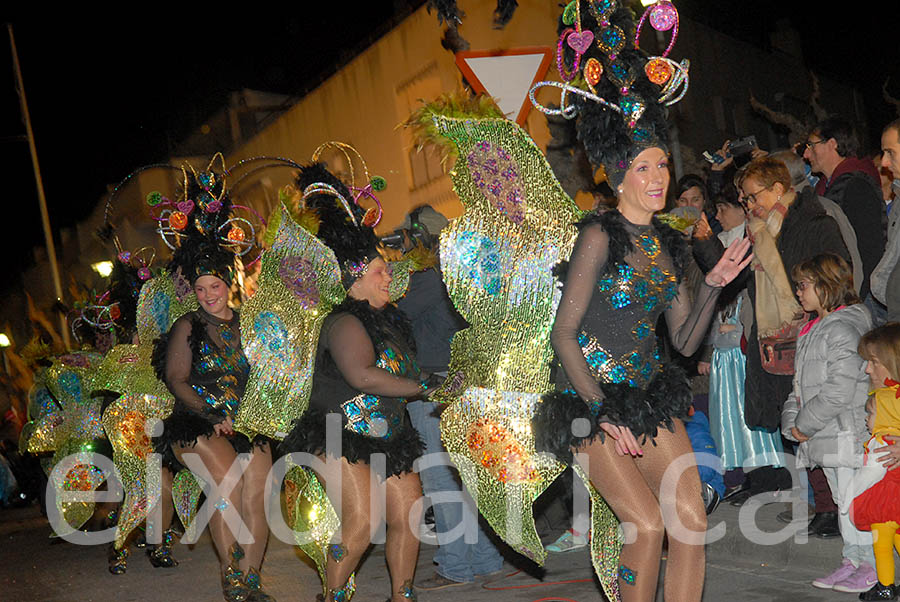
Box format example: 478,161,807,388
516,2,747,600
152,163,275,602
279,161,434,602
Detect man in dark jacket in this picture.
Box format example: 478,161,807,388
804,117,886,299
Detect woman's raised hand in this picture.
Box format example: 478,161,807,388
705,237,753,287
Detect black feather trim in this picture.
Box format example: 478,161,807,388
426,0,464,27
151,335,168,382
553,210,687,284
153,410,269,472
279,407,423,479
533,363,691,463
492,0,518,28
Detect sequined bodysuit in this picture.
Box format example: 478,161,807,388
550,211,718,431
308,304,422,442
162,309,250,422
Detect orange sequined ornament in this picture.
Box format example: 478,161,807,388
645,58,673,85
227,226,245,242
584,58,603,87
169,211,188,230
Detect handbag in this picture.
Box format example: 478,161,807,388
758,312,810,375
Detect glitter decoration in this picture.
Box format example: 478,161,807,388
619,565,637,585
146,191,163,206
635,0,679,58
283,463,341,596
449,231,502,296
467,140,527,224
101,392,174,550
645,58,673,85
632,320,652,341
399,580,416,600
464,419,539,484
587,0,617,26
169,211,188,231
235,204,345,440
172,468,205,543
637,233,661,259
215,498,229,511
556,29,583,82
331,572,356,602
329,543,346,562
579,331,660,389
649,1,677,31
561,0,577,25
597,25,625,57
584,57,603,89
227,226,245,242
342,394,391,439
370,175,386,191
427,115,623,602
278,256,320,309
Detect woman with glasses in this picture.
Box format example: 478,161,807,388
695,156,850,502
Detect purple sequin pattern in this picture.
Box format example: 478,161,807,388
467,140,526,224
278,256,319,309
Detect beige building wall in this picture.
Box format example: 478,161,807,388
223,0,569,233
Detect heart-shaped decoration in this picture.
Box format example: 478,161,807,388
205,200,222,213
176,200,194,215
566,30,594,54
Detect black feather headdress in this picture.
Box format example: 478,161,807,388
296,161,380,289
530,0,689,189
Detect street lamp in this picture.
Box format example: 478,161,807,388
0,333,10,375
92,260,114,278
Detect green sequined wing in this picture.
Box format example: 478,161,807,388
284,462,340,597
101,393,174,549
136,272,199,346
236,203,346,440
429,116,620,593
173,468,206,543
432,115,582,395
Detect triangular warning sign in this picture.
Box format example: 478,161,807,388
456,47,553,125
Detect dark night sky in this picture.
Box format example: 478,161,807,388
2,2,898,285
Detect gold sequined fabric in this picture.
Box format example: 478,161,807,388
102,393,174,549
172,468,205,542
283,461,340,596
430,116,621,598
236,203,346,440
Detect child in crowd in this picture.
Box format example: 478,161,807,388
781,253,874,593
842,323,900,600
707,194,783,484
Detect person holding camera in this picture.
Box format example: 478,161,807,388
804,117,886,300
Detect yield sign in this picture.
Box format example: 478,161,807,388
455,47,553,125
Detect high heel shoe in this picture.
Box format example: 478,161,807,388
107,543,128,575
222,543,251,602
147,528,179,568
244,567,276,601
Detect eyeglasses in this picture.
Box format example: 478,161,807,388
804,138,828,151
796,280,813,291
740,183,773,205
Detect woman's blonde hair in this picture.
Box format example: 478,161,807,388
859,322,900,384
790,253,860,312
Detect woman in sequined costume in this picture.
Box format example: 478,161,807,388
536,147,751,601
527,2,753,599
280,163,432,602
153,170,275,602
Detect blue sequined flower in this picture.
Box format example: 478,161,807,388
456,231,502,295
